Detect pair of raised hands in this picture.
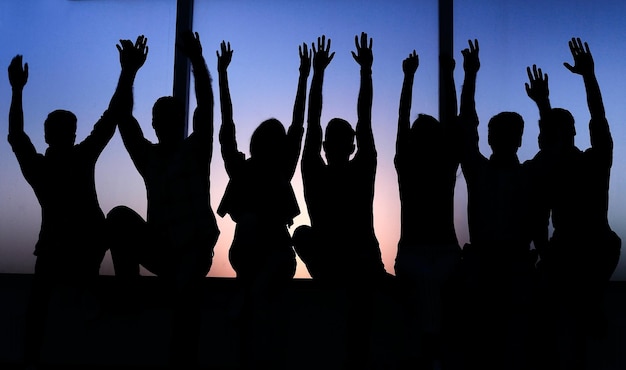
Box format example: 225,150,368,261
526,37,595,103
116,31,203,73
401,39,480,76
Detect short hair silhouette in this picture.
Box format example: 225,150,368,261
323,118,356,163
487,111,523,152
44,110,77,147
542,108,576,149
152,96,186,143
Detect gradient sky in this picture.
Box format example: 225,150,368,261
1,0,625,279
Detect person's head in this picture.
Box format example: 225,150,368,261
323,118,355,165
410,114,445,155
152,96,186,145
487,112,524,155
44,110,77,148
539,108,575,150
250,118,287,162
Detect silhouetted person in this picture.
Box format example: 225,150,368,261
393,50,461,370
216,39,310,369
458,39,537,370
294,33,385,282
8,52,119,367
526,38,621,370
292,33,386,368
106,32,219,368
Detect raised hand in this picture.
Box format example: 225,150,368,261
461,39,480,74
178,31,203,62
116,35,148,73
525,64,549,103
299,42,312,77
351,32,373,69
217,41,233,72
312,35,334,72
8,55,28,90
402,50,419,75
564,37,594,77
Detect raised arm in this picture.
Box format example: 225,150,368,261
459,39,479,122
564,38,604,121
179,31,213,140
113,36,149,157
7,55,42,180
525,64,551,120
459,39,482,169
563,38,611,153
290,43,311,134
304,35,334,161
352,32,375,156
82,38,146,157
285,43,311,175
216,41,241,172
525,64,552,151
8,55,29,143
396,51,418,156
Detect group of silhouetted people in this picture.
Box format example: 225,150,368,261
7,30,620,370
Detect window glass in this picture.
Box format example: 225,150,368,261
194,0,439,277
454,0,626,279
0,0,177,274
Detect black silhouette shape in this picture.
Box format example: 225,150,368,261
291,32,387,368
8,51,118,367
293,33,386,283
527,38,621,370
216,39,310,369
105,32,220,368
216,39,309,284
393,49,462,370
458,39,537,370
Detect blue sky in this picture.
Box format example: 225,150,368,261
1,0,625,279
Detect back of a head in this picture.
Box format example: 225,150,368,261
487,112,524,154
250,118,287,162
152,96,186,144
540,108,575,150
410,114,444,153
324,118,355,164
44,109,77,148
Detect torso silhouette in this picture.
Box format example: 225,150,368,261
465,153,532,248
218,124,302,258
395,134,459,247
127,125,218,249
551,142,611,241
8,116,113,260
302,147,382,266
219,157,298,223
